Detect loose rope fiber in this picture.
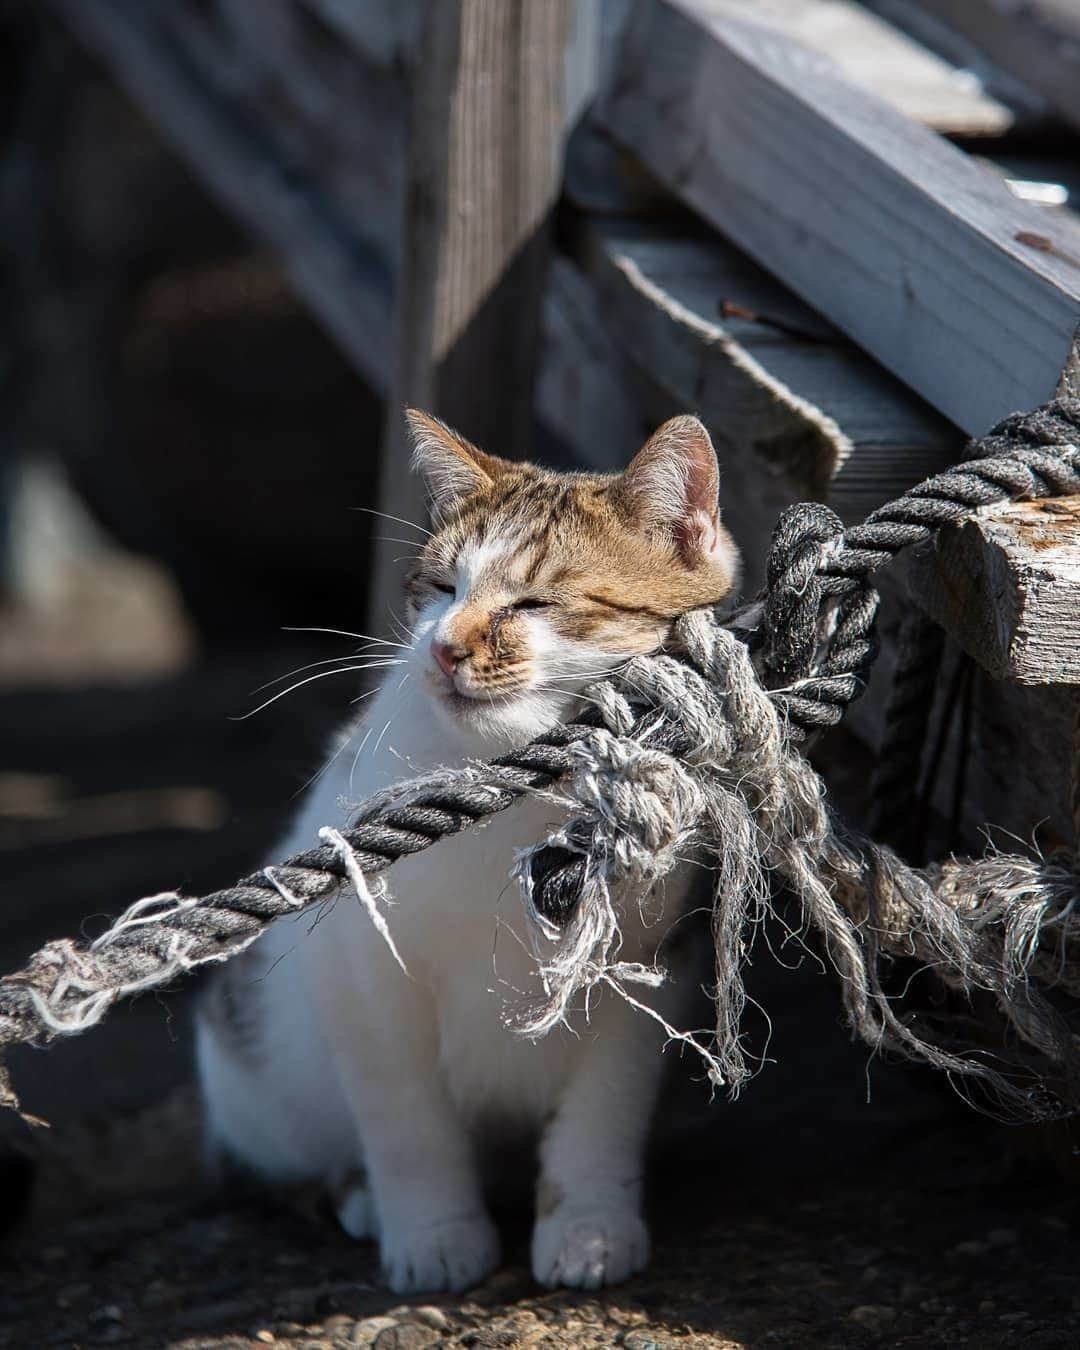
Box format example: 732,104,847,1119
2,401,1080,1118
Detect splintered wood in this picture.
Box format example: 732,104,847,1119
910,497,1080,685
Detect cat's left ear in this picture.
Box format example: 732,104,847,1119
615,415,732,568
406,409,506,519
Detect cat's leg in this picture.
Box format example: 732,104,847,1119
330,1167,379,1241
531,989,667,1289
305,922,500,1294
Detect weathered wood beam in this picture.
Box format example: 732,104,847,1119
909,497,1080,685
864,0,1051,123
580,222,961,529
742,0,1018,136
916,0,1080,134
370,0,576,605
51,0,394,392
601,0,1080,436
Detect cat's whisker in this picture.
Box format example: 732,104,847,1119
373,534,430,550
283,625,413,650
347,721,377,796
385,606,416,647
233,661,406,720
254,645,408,695
351,505,434,538
292,715,367,800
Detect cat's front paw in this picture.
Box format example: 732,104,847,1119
532,1206,650,1289
380,1213,501,1293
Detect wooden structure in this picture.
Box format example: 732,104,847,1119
44,0,1080,852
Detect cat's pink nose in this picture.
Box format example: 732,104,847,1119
431,638,462,678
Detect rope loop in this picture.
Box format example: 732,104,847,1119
3,398,1080,1119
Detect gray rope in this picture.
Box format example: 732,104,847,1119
2,399,1080,1118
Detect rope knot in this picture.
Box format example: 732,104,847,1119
569,728,705,879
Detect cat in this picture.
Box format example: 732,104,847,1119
195,409,740,1293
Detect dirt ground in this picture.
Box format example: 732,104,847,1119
3,646,1080,1350
5,1071,1080,1350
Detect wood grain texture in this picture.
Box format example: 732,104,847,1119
909,497,1080,684
918,0,1080,133
582,222,962,524
601,0,1080,435
371,0,575,606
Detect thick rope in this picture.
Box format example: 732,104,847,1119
2,400,1080,1117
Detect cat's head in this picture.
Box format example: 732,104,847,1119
402,410,740,747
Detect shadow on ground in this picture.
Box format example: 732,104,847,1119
2,662,1079,1349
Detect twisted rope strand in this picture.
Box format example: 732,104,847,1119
2,400,1079,1117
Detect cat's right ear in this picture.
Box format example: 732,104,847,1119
405,409,503,519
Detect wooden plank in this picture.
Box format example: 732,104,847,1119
908,497,1080,684
535,256,647,473
370,0,576,606
864,0,1051,123
581,222,961,526
51,0,394,393
738,0,1018,136
600,0,1080,436
915,0,1080,134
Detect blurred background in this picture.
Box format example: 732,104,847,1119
3,1,1080,1344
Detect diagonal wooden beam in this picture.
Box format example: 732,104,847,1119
601,0,1080,436
916,0,1080,134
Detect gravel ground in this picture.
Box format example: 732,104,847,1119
5,1081,1080,1349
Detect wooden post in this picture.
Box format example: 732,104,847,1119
369,0,576,616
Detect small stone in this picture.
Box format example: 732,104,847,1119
41,1245,67,1263
56,1283,92,1309
90,1306,124,1324
412,1307,451,1332
623,1335,666,1350
861,1266,881,1283
255,1333,276,1345
373,1324,439,1350
350,1317,398,1348
951,1240,989,1257
849,1305,896,1326
978,1300,996,1314
987,1227,1018,1246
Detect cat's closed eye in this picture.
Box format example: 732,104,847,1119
431,581,455,595
512,597,550,611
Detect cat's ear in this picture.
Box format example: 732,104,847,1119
406,409,505,518
615,415,729,567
